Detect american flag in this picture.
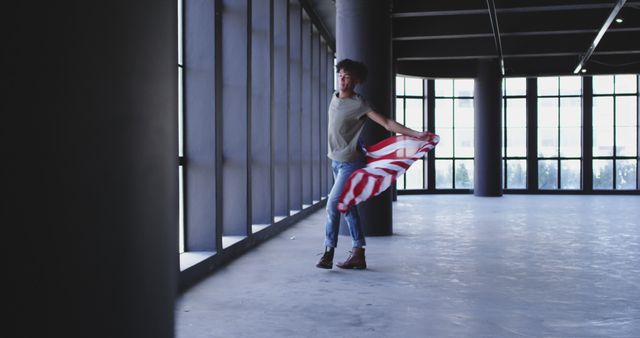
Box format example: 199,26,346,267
337,132,440,213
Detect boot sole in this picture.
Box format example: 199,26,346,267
316,263,333,269
336,264,366,270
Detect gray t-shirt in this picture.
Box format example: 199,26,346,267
327,92,373,162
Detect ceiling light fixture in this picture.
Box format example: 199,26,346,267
616,18,623,23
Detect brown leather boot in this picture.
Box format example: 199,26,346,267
336,248,366,269
316,248,334,269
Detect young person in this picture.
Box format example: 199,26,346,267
317,59,431,269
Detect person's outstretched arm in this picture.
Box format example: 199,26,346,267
366,110,430,140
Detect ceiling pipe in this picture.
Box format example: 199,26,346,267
574,0,627,74
486,0,505,75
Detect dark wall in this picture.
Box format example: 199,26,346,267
5,1,178,337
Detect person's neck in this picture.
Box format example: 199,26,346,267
339,89,355,99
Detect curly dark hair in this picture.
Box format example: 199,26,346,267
336,58,368,83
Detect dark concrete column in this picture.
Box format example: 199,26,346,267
582,76,594,192
474,58,503,196
6,1,178,337
336,0,393,236
526,78,539,191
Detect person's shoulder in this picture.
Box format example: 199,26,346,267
354,93,373,109
354,92,368,103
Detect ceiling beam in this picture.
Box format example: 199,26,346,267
392,2,640,17
396,50,640,61
394,33,493,41
573,0,627,73
393,28,640,41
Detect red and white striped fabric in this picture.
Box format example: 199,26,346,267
337,132,440,213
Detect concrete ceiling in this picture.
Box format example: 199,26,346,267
308,0,640,78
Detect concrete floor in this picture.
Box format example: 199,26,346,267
176,195,640,338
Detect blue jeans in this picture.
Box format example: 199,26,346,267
324,158,366,248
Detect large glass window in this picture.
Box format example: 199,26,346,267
593,75,638,190
395,77,475,191
395,76,426,189
503,77,527,189
177,0,352,280
178,0,184,253
537,76,582,190
435,79,474,189
394,74,638,194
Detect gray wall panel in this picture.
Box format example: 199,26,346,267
311,30,321,201
185,0,217,251
301,16,313,205
288,0,302,212
251,0,273,224
221,0,250,235
273,0,289,217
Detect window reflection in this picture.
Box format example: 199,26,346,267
539,160,558,189
436,159,453,189
455,160,474,189
506,160,526,189
593,159,613,189
560,160,581,190
616,159,637,190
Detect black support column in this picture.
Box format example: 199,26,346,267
336,0,393,236
474,58,503,196
6,1,178,337
526,78,539,191
582,76,594,192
